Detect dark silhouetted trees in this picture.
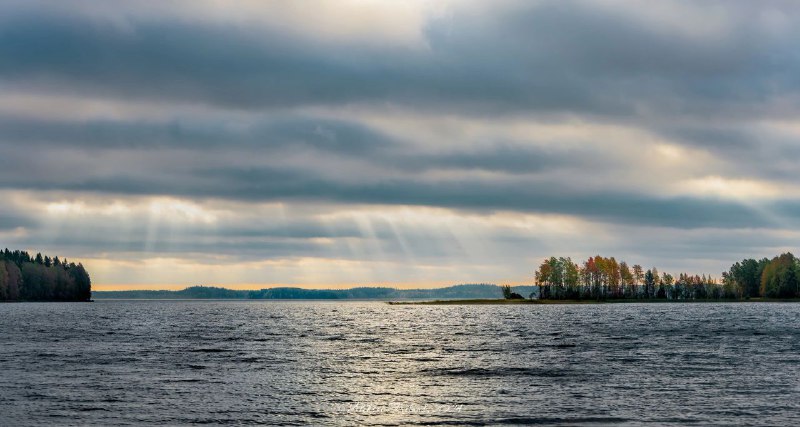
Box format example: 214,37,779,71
644,269,656,299
500,285,524,299
725,258,769,298
0,249,91,302
722,254,799,299
760,253,800,298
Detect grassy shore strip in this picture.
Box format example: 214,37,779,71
387,298,800,305
389,299,587,305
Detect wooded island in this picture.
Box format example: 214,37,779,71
531,252,799,301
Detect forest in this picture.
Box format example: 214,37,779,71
533,252,800,301
0,249,91,302
93,284,537,300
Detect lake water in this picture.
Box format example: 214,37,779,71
2,301,800,426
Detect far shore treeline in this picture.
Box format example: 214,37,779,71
93,284,537,300
533,252,800,301
0,249,91,302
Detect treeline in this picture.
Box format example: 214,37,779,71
724,253,800,298
535,255,732,300
94,284,539,300
248,284,537,300
0,249,91,302
534,253,799,301
91,286,249,299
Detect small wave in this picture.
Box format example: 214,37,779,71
189,348,229,353
420,367,572,377
496,416,629,425
551,343,578,348
77,407,110,412
34,352,59,358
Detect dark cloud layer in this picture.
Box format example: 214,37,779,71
0,149,792,230
1,2,799,117
0,111,792,230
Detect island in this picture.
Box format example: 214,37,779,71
392,252,800,304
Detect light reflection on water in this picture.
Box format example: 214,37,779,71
2,300,800,426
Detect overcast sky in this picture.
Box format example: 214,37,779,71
1,0,799,289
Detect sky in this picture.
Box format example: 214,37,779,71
1,0,799,290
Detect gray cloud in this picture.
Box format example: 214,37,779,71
0,209,36,230
0,109,794,230
0,151,791,230
1,1,799,118
0,114,580,175
0,115,393,153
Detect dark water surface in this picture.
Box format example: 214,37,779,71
2,301,800,426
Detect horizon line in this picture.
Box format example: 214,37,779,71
91,281,535,292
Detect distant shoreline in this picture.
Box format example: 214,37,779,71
91,284,536,300
388,298,800,305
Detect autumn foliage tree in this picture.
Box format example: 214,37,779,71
535,254,728,301
760,253,800,298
